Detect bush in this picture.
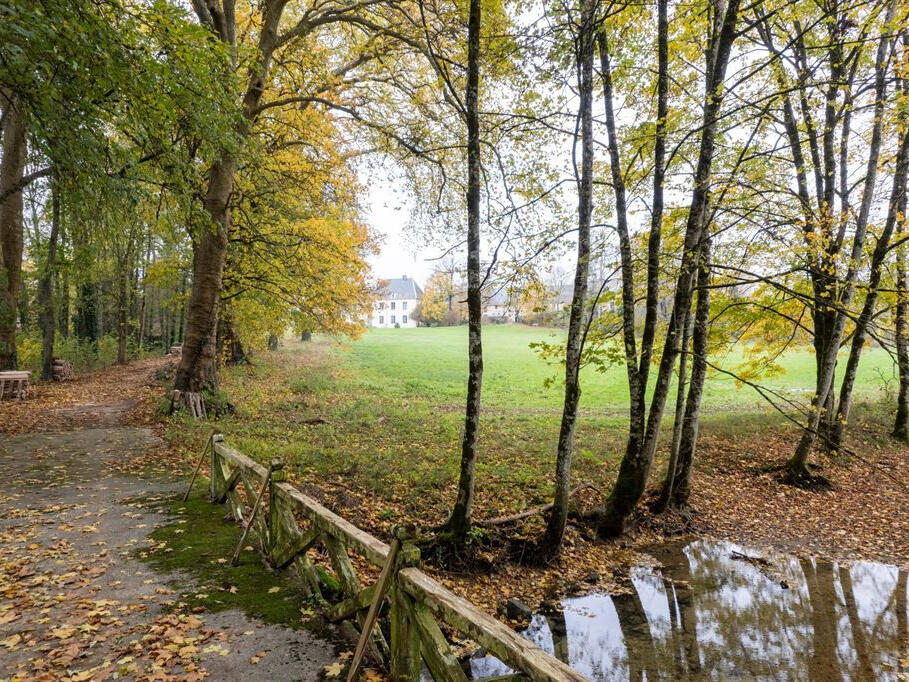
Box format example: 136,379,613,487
14,331,161,377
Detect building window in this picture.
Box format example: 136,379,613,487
403,315,408,324
391,315,396,324
379,315,384,324
403,301,408,310
391,301,396,310
378,302,384,309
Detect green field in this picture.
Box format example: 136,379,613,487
197,324,897,524
340,324,896,412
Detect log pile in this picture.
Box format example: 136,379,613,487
52,358,74,382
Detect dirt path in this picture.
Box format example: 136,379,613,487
0,360,335,681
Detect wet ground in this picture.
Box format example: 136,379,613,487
471,539,909,681
0,399,335,680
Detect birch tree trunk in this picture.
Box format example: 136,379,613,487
445,0,483,540
538,0,594,560
893,245,909,441
599,0,742,535
667,239,711,508
654,289,693,512
829,124,909,453
787,0,896,479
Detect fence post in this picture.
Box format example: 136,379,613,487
268,459,287,562
390,534,421,680
208,434,224,501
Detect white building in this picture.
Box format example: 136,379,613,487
370,276,422,328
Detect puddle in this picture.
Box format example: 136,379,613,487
470,539,909,680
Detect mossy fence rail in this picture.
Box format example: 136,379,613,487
202,434,588,682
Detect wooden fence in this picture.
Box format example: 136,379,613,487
204,434,588,682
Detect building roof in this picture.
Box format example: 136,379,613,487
377,276,423,300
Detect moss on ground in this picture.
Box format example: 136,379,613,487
137,488,317,629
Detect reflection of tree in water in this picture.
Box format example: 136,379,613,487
801,558,842,681
897,570,907,678
468,541,906,681
611,588,659,681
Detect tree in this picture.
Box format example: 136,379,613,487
599,0,743,535
0,92,26,369
536,0,595,561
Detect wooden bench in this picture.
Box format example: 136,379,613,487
0,371,30,400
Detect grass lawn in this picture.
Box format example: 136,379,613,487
172,324,898,533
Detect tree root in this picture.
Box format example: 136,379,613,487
475,483,601,528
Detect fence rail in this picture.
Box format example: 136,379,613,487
203,434,588,682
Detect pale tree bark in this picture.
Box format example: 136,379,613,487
666,239,711,508
653,288,692,513
829,122,909,453
0,91,27,370
787,0,897,479
599,0,742,535
38,177,61,379
538,0,594,561
444,0,483,539
894,241,909,440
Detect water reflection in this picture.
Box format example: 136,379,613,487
469,540,909,681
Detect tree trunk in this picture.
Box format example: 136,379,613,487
58,224,69,339
75,282,95,344
599,0,742,536
668,239,711,508
116,254,130,364
894,244,909,440
654,287,693,513
444,0,483,540
787,0,896,480
802,559,843,682
174,157,233,392
830,124,909,453
38,178,61,379
217,303,248,365
0,92,27,371
537,0,594,561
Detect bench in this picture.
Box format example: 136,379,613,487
0,371,30,400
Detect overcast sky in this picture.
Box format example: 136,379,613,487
362,173,436,285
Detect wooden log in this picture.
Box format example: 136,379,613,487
389,537,422,681
346,531,406,682
399,568,587,682
475,676,532,682
239,466,269,549
275,483,390,567
390,585,421,681
231,460,278,566
324,535,388,661
213,464,242,505
407,599,469,682
326,584,376,623
291,553,324,601
324,534,361,596
271,526,320,569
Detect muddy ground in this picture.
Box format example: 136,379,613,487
0,370,336,681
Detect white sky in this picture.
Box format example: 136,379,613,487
364,174,435,285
